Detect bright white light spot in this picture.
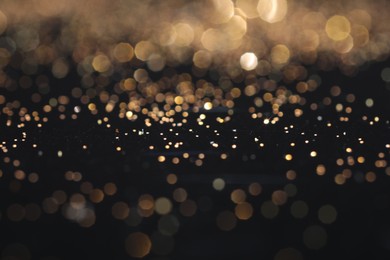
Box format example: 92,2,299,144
240,52,258,71
204,102,213,110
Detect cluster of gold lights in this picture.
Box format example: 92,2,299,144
0,0,389,80
0,0,389,124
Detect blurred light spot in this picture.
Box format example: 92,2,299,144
125,232,151,258
52,58,69,79
173,23,194,47
104,182,117,196
147,54,165,72
112,201,130,220
231,189,246,204
42,197,59,214
248,182,262,196
92,54,111,73
173,188,187,203
286,170,296,180
240,52,258,71
166,173,177,185
326,15,351,41
155,197,172,215
271,44,290,65
134,41,156,61
316,164,326,176
193,50,212,69
223,15,247,40
114,43,134,62
332,35,354,53
210,0,234,24
257,0,288,23
236,0,260,19
213,178,225,191
365,98,374,108
235,202,253,220
204,101,213,110
180,199,197,217
272,190,288,205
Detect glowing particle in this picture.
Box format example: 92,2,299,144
125,232,151,258
235,202,253,220
248,182,262,196
271,44,290,65
114,43,134,63
240,52,258,71
166,174,177,185
257,0,288,23
326,15,351,41
204,102,213,110
316,164,326,176
155,197,172,215
213,178,226,191
365,98,374,108
231,189,246,204
92,54,111,73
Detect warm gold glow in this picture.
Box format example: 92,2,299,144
271,44,290,65
326,15,351,41
257,0,288,23
236,0,260,19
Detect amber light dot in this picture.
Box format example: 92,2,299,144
125,232,152,258
235,202,253,220
326,15,351,41
113,43,134,63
